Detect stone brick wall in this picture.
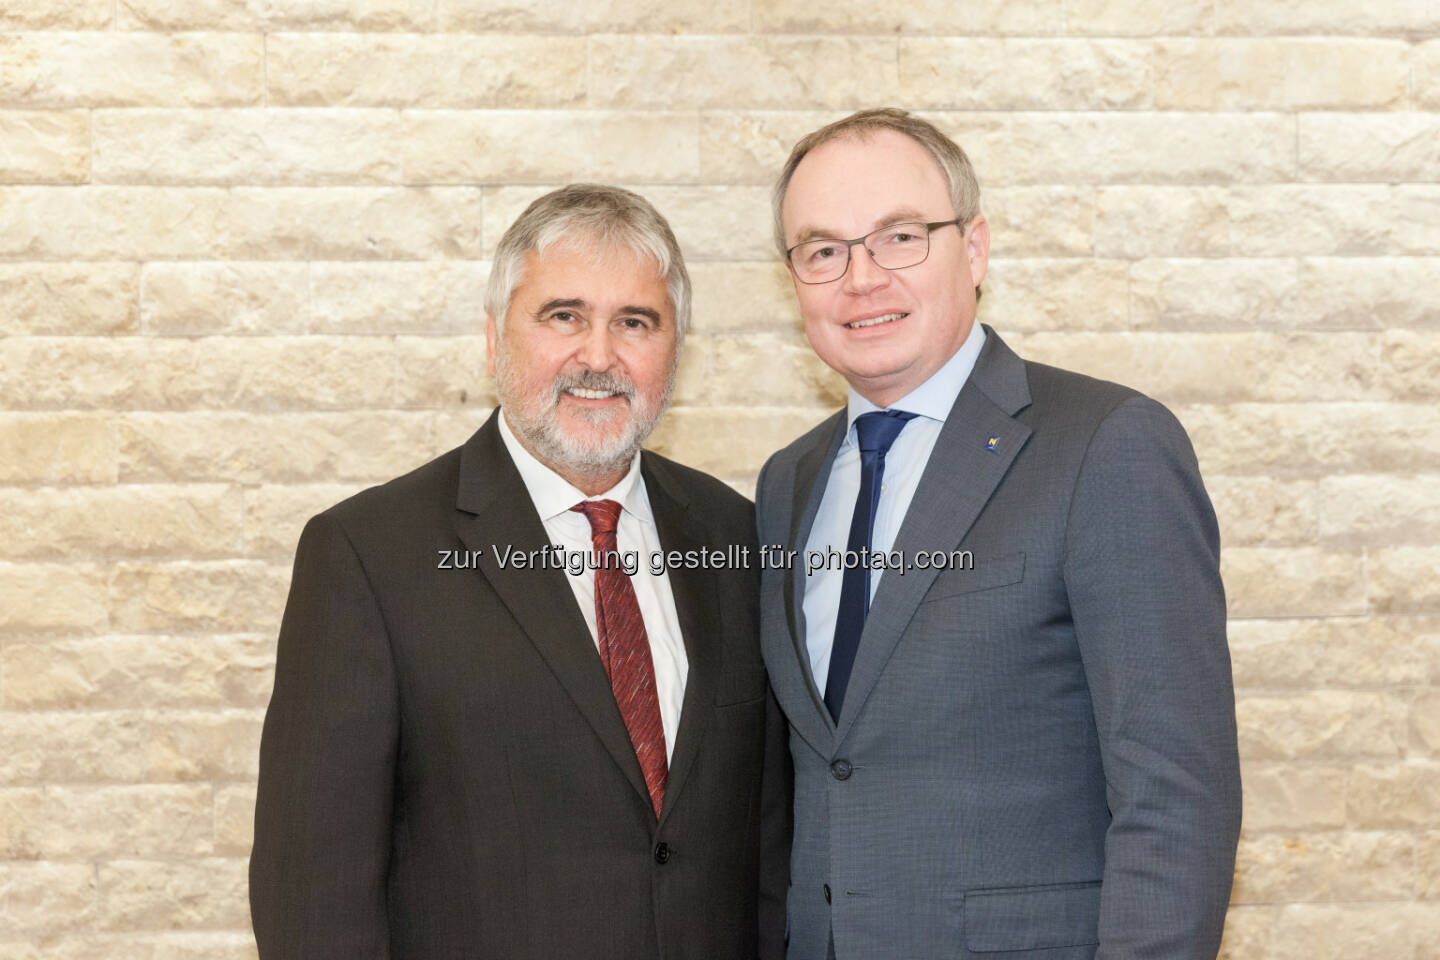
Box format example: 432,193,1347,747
1,1,1436,956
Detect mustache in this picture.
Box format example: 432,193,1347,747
551,370,636,401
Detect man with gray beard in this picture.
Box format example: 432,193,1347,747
251,184,790,960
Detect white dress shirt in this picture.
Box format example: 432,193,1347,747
802,321,986,694
498,413,688,762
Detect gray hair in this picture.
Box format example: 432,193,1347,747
772,109,984,294
485,183,691,343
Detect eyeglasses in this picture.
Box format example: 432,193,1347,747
785,219,963,285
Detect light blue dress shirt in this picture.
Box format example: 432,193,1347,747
802,321,987,695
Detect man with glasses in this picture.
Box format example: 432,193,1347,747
756,109,1241,959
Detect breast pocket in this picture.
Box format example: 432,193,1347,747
919,552,1025,605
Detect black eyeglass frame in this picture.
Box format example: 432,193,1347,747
784,218,965,285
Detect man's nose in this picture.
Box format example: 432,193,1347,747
842,242,890,295
574,322,618,370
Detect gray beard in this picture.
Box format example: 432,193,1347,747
494,350,675,482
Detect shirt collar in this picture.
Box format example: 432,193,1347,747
497,410,654,525
845,319,987,436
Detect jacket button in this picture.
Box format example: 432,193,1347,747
653,842,670,865
823,883,832,904
830,759,853,781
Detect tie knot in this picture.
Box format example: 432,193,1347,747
854,409,918,456
571,498,623,536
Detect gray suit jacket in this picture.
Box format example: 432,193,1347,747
756,327,1241,960
251,409,789,959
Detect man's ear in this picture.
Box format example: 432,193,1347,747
485,313,498,378
966,215,990,289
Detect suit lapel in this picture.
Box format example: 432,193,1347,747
452,410,652,809
832,328,1033,742
781,412,846,744
640,456,720,827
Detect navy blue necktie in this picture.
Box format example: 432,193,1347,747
824,409,918,723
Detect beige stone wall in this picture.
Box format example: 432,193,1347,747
1,0,1437,955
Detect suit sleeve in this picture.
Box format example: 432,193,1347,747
250,512,399,959
1063,396,1242,960
754,452,793,960
757,680,793,960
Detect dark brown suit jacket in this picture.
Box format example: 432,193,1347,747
250,409,790,959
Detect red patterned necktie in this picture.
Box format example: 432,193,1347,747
571,499,668,818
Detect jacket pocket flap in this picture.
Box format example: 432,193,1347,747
963,880,1101,952
714,665,767,705
919,552,1025,604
